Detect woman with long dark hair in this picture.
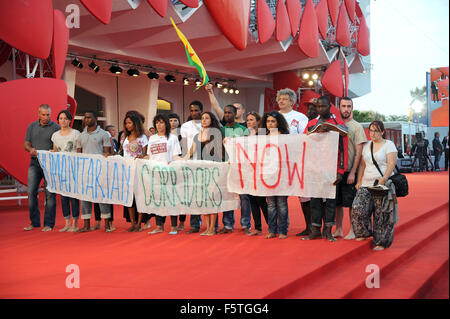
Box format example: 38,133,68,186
122,113,149,232
261,111,290,239
185,111,223,235
245,112,269,236
51,110,81,232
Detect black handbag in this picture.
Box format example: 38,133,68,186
370,141,409,197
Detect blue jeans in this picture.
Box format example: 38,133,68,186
80,201,111,219
267,196,289,235
27,158,56,228
239,194,252,229
222,211,235,230
434,152,441,170
61,195,80,219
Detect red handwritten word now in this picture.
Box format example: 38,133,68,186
236,141,306,191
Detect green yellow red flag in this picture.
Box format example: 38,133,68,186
170,17,209,91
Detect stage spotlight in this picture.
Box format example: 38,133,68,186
308,80,314,86
229,88,234,94
223,87,228,93
147,72,159,79
71,58,83,69
302,72,310,80
88,61,100,72
195,79,202,86
165,74,176,82
215,82,223,89
183,78,190,85
312,73,319,80
235,89,240,94
109,65,122,74
127,68,140,77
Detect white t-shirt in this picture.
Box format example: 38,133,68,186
147,133,181,163
361,140,397,187
180,120,202,155
280,109,309,135
122,134,149,158
51,129,80,152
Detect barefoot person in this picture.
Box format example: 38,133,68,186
262,111,291,239
334,97,367,240
302,96,348,242
51,110,81,232
185,112,224,235
24,104,60,231
76,111,112,232
246,112,269,236
352,121,398,250
275,89,311,238
122,113,148,232
145,114,182,235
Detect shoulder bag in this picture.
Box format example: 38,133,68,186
370,141,409,197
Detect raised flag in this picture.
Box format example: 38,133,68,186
170,17,209,91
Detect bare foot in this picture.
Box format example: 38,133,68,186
333,229,343,238
344,232,355,240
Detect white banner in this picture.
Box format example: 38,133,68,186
134,159,240,215
37,151,135,206
224,132,339,198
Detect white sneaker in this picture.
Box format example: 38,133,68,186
41,226,53,232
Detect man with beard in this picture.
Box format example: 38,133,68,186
334,97,367,240
302,96,348,242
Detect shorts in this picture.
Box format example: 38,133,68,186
336,171,357,207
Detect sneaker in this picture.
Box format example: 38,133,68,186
24,225,37,231
41,226,53,232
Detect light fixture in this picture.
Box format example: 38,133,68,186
71,58,83,69
88,61,100,72
302,72,310,80
234,89,240,95
223,87,228,93
308,80,314,86
229,88,234,94
215,82,223,89
109,65,122,74
165,74,176,82
183,77,190,85
147,72,159,79
127,68,140,77
312,73,319,80
195,79,202,86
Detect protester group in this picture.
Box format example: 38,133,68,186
24,83,441,251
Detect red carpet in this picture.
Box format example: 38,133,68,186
0,171,448,299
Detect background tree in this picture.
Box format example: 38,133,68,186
353,110,386,123
387,114,409,121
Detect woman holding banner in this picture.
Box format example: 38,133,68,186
51,110,81,232
185,111,223,236
122,113,149,232
245,112,269,236
145,114,182,235
262,111,291,239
